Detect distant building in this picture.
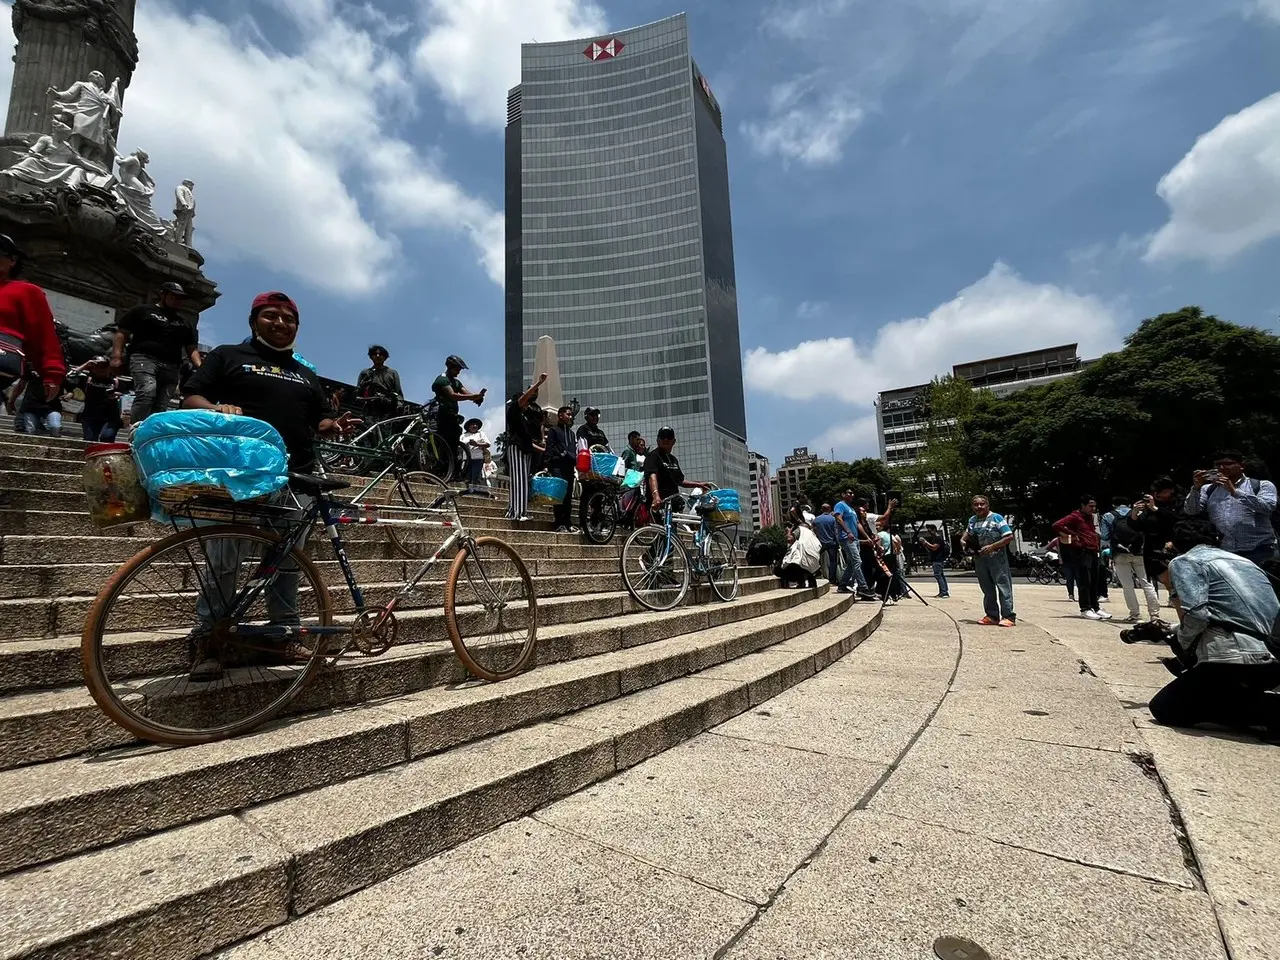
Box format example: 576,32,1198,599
877,344,1090,468
747,451,773,531
775,447,823,515
504,13,749,497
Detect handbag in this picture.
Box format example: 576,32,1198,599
0,332,25,390
530,470,568,505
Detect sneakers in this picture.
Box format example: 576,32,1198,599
553,525,580,534
1125,614,1141,623
998,618,1016,628
1096,609,1113,620
1067,593,1075,602
857,590,878,601
978,616,998,625
837,586,853,594
1082,610,1103,620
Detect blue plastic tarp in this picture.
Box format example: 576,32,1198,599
132,410,290,504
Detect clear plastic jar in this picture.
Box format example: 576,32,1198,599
82,442,151,529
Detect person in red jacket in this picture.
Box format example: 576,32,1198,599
0,234,65,399
1053,495,1112,620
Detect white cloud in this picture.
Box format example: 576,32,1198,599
0,1,502,294
1145,91,1280,264
741,79,864,167
746,263,1123,458
745,261,1121,406
796,300,828,319
1256,0,1280,23
413,0,607,129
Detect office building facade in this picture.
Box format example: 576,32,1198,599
775,447,822,514
747,451,773,531
505,14,749,496
877,344,1090,467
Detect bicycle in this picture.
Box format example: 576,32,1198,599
317,402,459,482
80,472,537,745
580,480,647,545
619,490,738,611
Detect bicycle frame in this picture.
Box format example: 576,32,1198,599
315,411,428,467
189,487,469,650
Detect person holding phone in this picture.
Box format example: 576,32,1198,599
1184,451,1277,565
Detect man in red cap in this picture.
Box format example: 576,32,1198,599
181,291,360,680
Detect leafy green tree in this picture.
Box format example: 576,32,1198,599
965,306,1280,530
804,458,892,509
745,525,788,567
899,375,989,528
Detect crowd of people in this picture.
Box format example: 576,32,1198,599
778,493,908,603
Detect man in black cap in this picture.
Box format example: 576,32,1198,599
113,281,201,424
432,354,485,474
576,406,609,450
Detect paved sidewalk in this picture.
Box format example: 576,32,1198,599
217,587,1275,959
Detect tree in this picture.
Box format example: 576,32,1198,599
746,525,788,567
965,306,1280,531
899,375,989,527
804,458,892,509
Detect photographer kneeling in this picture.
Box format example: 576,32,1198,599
1150,517,1280,738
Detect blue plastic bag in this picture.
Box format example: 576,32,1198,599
530,474,568,505
132,410,290,505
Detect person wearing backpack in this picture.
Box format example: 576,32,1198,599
1102,496,1160,623
1184,451,1277,566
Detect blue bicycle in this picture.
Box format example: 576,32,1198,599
619,490,739,611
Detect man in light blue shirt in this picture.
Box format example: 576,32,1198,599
834,491,874,598
1184,450,1277,565
1150,517,1279,737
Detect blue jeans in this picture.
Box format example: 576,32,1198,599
22,410,61,436
82,418,118,442
838,540,868,591
932,560,949,596
975,550,1015,621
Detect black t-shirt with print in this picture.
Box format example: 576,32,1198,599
643,448,684,501
118,305,196,365
183,340,329,472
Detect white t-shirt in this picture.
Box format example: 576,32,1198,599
461,429,489,460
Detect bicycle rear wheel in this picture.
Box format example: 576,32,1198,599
383,470,451,560
581,489,619,544
444,537,537,681
81,525,334,745
419,431,456,483
620,524,690,611
706,529,740,601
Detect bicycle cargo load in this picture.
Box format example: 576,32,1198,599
585,452,624,483
82,442,151,530
706,488,741,525
132,410,290,514
530,472,568,505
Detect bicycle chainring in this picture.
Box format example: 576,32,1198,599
351,608,398,656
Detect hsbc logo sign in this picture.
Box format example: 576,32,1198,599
583,37,625,60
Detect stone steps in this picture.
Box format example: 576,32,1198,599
0,533,620,566
0,590,870,874
0,600,882,960
0,581,813,768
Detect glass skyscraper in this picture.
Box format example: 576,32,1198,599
505,13,749,496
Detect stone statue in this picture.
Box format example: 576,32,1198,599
111,149,167,235
171,179,195,245
47,70,121,167
2,115,111,190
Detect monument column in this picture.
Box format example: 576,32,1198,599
3,0,138,162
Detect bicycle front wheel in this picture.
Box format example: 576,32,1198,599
706,529,740,601
383,470,451,560
419,431,456,483
81,524,334,745
581,489,619,545
445,537,537,681
620,524,690,611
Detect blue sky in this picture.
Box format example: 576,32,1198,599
2,0,1277,468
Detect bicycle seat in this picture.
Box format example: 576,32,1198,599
288,473,350,495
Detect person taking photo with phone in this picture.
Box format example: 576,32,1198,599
1184,451,1277,566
